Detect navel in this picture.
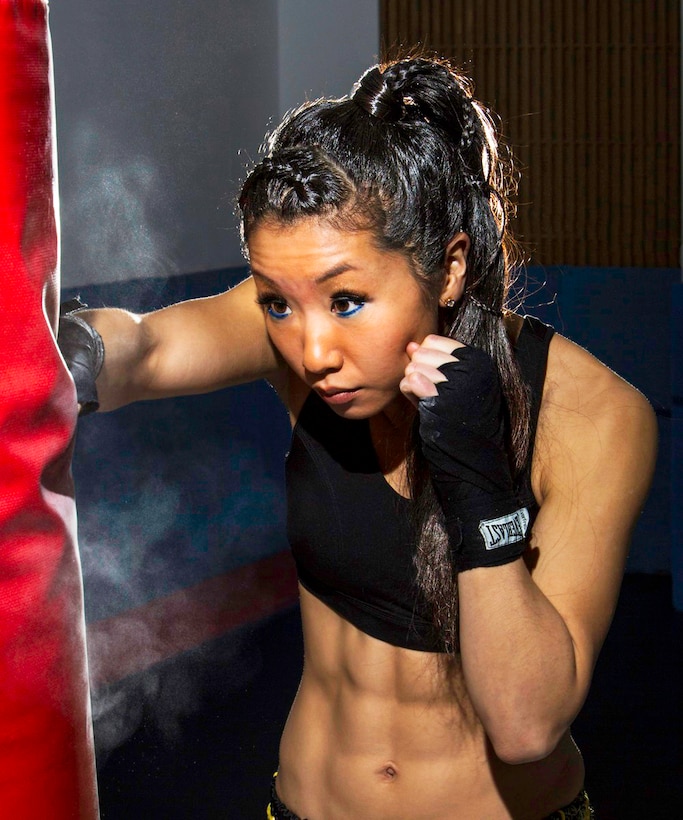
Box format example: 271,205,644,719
377,762,399,781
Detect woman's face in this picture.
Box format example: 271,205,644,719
248,218,441,421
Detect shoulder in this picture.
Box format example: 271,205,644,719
543,333,655,459
533,332,657,504
525,332,657,657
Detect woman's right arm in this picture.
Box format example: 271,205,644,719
71,276,283,412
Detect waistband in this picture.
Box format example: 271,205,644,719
544,789,594,819
266,773,594,819
267,772,301,820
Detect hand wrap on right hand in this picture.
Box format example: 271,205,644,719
418,345,529,572
57,298,104,415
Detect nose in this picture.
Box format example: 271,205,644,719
301,318,343,376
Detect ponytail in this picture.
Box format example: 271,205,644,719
239,56,531,654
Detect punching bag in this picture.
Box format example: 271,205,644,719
0,1,99,817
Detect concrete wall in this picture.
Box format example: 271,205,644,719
277,0,379,116
51,0,278,284
51,0,379,287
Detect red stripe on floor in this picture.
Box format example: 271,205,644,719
87,550,299,688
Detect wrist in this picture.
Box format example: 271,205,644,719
58,300,105,415
435,481,529,572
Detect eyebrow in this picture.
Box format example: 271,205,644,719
251,263,357,287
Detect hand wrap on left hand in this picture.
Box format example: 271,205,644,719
57,298,104,415
418,345,529,572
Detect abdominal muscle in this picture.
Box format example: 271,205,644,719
275,586,585,820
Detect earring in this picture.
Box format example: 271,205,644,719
441,298,456,308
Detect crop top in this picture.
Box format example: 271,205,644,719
285,316,555,652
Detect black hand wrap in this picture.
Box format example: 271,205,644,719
418,346,529,572
57,298,105,415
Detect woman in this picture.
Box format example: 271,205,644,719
61,58,657,819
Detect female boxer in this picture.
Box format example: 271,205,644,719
60,58,656,819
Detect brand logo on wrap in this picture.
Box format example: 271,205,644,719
479,508,530,550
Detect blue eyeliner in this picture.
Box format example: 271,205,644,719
331,293,367,318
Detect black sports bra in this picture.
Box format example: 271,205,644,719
285,316,554,652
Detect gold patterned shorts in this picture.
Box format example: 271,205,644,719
544,789,595,819
266,774,594,819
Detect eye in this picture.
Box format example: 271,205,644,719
256,293,291,320
331,293,366,318
267,301,292,320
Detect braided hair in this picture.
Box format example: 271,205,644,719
239,57,530,654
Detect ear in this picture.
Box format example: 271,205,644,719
439,232,470,306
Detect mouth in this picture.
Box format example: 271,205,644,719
315,387,361,406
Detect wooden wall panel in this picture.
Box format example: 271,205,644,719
380,0,680,268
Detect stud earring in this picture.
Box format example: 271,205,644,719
441,298,456,308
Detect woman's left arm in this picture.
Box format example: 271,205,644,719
459,334,657,763
403,332,658,764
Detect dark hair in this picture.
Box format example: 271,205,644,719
239,57,530,654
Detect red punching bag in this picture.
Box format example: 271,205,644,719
0,1,98,816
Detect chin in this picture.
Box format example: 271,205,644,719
326,401,373,420
327,391,407,422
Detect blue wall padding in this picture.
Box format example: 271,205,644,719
523,266,679,574
64,264,678,623
671,283,683,610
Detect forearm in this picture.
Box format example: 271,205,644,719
406,342,585,759
458,559,585,764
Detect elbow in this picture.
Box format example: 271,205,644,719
478,676,583,765
488,722,566,766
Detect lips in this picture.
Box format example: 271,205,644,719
316,387,360,405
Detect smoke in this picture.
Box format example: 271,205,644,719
91,676,149,764
60,119,179,286
74,407,289,766
77,478,182,621
76,427,287,620
90,624,264,766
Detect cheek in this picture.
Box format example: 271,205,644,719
352,309,430,374
377,312,433,355
358,331,411,380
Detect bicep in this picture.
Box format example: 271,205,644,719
528,371,657,679
144,276,283,395
92,276,285,408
